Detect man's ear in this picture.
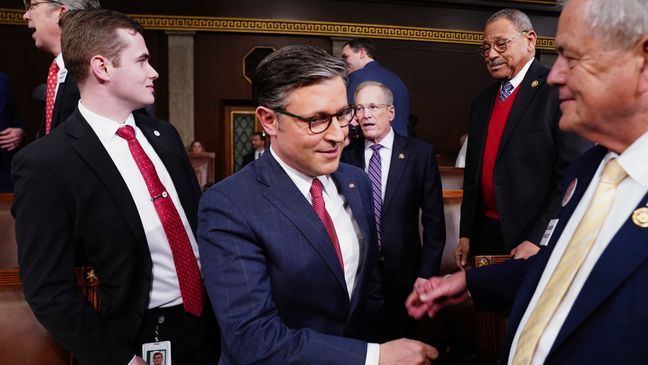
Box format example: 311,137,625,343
636,36,648,94
256,107,278,137
89,55,111,82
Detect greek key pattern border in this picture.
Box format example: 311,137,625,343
0,8,555,50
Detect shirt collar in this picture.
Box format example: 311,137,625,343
615,130,648,188
270,145,336,200
78,101,136,145
364,127,394,151
54,53,65,71
506,57,535,91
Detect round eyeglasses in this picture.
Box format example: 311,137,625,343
478,32,528,57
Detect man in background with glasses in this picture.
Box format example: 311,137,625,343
342,81,445,341
22,0,100,138
198,45,438,365
454,9,590,269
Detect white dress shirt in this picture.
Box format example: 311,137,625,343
79,101,201,310
363,127,395,201
505,57,535,94
52,53,67,99
271,146,380,365
508,131,648,364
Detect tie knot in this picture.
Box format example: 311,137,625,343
310,178,324,199
600,158,627,186
502,81,513,93
116,125,136,141
49,60,60,74
371,144,382,152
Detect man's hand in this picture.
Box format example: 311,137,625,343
379,338,438,365
405,271,470,319
413,277,428,289
510,240,539,259
0,127,24,151
453,237,471,270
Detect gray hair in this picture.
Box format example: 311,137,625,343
354,81,394,105
252,45,347,110
560,0,648,50
23,0,101,10
486,8,534,33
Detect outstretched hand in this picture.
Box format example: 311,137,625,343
405,271,470,319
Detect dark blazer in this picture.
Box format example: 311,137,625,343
460,59,591,252
0,72,24,191
467,145,648,364
12,110,202,365
198,152,382,365
342,134,446,282
36,74,79,139
347,61,410,136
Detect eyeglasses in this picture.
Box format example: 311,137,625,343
478,32,527,57
273,106,355,134
25,0,62,11
355,104,392,116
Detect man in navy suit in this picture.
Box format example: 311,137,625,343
0,72,25,192
342,38,410,136
198,45,437,365
407,0,648,363
342,81,445,340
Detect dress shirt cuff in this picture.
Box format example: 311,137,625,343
128,354,137,365
365,343,380,365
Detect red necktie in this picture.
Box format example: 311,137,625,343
310,178,344,272
116,125,204,316
45,60,60,135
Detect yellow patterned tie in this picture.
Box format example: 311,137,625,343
511,158,627,365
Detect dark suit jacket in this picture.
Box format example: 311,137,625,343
12,110,202,365
0,72,24,191
460,59,591,252
198,152,382,365
347,61,410,136
342,133,446,286
36,74,79,139
467,145,648,364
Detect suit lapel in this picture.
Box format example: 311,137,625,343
496,60,546,160
259,154,349,295
333,165,373,315
502,146,607,358
550,191,648,354
66,110,150,254
383,134,407,210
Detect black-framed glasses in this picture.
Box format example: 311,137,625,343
25,0,62,11
478,32,527,57
273,106,355,134
355,103,392,116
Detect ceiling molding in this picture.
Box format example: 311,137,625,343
0,8,555,50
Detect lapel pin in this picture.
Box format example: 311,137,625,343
398,153,405,160
153,130,160,136
348,183,356,189
531,80,539,88
562,178,577,207
631,207,648,228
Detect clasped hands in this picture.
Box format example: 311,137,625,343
405,271,470,319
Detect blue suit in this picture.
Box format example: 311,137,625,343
467,145,648,364
0,72,24,192
347,61,410,136
198,152,382,364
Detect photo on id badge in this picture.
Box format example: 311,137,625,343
143,340,171,365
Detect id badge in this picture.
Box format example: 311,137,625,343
142,341,172,365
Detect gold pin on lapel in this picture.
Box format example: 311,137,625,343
631,207,648,228
348,183,356,188
398,153,405,160
531,80,539,88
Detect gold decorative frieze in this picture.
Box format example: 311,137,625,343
0,8,554,50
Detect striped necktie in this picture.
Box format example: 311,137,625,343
500,80,513,102
368,144,383,250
